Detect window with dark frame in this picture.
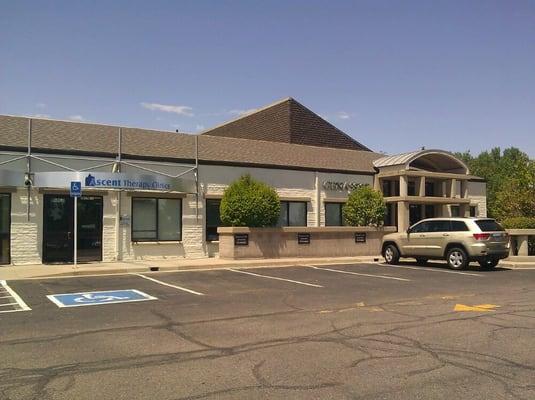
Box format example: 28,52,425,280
277,201,307,227
131,197,182,241
206,199,222,241
325,202,344,226
470,206,477,217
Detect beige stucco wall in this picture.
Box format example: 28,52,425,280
218,226,396,259
10,188,42,265
467,181,487,217
1,149,487,265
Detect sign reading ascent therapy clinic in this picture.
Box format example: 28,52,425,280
33,171,195,192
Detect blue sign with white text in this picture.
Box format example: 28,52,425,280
70,181,82,197
47,289,157,308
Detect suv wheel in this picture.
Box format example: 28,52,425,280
384,244,400,265
479,258,499,270
415,257,428,266
446,247,469,270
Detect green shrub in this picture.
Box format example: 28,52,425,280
500,216,535,229
342,185,386,227
220,174,280,227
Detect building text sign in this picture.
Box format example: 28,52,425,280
33,171,195,192
322,181,367,192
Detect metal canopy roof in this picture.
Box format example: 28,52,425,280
373,149,469,174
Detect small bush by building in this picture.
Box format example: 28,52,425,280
220,174,280,227
342,185,386,227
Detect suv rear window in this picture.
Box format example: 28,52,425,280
475,219,505,232
450,221,469,231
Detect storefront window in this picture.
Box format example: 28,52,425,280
325,203,344,226
206,199,222,241
278,201,307,227
132,198,182,241
0,194,10,264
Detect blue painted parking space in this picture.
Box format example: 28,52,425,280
47,289,157,308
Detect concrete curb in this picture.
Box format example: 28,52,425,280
0,257,382,280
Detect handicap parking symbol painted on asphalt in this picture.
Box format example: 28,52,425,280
47,289,157,308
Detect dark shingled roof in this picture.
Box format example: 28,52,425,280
201,97,371,151
0,114,381,174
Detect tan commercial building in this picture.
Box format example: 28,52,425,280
0,98,486,266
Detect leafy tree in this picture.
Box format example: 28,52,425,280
342,185,386,226
220,174,280,227
455,147,535,220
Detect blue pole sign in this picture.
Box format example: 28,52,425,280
47,289,157,308
70,181,82,197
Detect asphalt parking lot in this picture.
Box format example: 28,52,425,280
1,262,534,400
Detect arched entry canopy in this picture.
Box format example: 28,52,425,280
373,149,469,175
372,149,480,232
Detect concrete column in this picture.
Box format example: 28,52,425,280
460,180,468,198
397,201,409,232
441,181,447,197
449,179,457,198
399,175,408,197
420,204,426,219
419,176,426,197
518,235,529,256
374,176,381,192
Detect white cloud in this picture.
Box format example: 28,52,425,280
229,108,257,117
36,102,46,109
336,111,351,120
68,115,86,121
170,123,181,129
196,124,205,131
141,102,194,117
29,113,51,119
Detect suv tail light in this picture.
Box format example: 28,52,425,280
473,233,490,241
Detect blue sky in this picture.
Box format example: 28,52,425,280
1,0,534,156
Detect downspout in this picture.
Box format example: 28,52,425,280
26,119,32,222
195,135,199,220
315,172,320,227
114,127,122,261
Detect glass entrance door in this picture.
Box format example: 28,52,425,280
0,194,10,265
43,195,103,263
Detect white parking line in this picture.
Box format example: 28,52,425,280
0,280,31,312
0,302,19,307
377,263,483,276
227,268,323,288
132,273,205,296
306,266,411,282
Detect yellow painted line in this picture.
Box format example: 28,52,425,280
454,303,499,312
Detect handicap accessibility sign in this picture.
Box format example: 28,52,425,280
70,181,82,198
47,289,157,308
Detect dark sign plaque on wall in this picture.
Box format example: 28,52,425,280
355,232,367,243
297,233,311,245
234,234,249,246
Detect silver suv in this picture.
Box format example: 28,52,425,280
382,218,510,270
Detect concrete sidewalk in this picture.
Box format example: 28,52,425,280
1,256,532,281
0,256,381,280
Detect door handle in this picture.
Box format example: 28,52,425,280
442,233,450,237
419,234,426,238
67,232,72,239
